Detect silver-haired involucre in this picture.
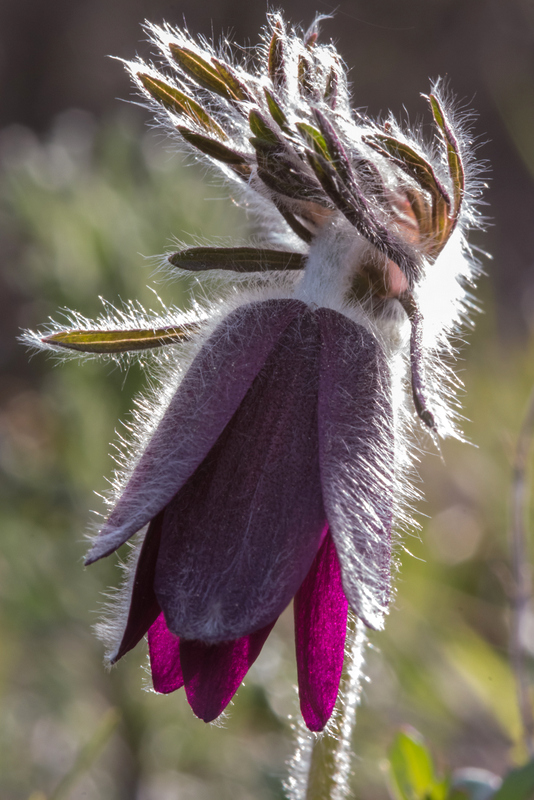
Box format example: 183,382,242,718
25,13,484,732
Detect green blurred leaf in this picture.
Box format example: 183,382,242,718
442,626,522,747
388,729,449,800
492,759,534,800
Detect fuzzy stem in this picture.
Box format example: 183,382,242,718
286,616,367,800
510,385,534,757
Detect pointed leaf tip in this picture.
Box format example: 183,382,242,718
296,122,330,161
211,58,255,103
263,88,289,132
429,93,464,218
169,44,236,102
268,21,286,89
177,128,248,166
388,729,449,800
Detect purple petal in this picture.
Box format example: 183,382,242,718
86,299,306,564
110,511,163,663
317,308,394,630
294,530,348,731
180,621,276,722
155,308,326,642
148,612,184,694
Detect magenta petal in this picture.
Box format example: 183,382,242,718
317,309,394,630
294,531,348,732
180,621,276,722
111,512,163,663
154,309,326,642
148,612,184,694
86,299,306,564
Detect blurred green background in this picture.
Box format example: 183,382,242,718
1,2,534,798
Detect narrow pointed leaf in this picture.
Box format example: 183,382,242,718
138,73,226,138
324,66,338,106
312,108,355,186
296,122,330,160
212,58,255,103
298,55,314,96
366,133,450,205
257,165,324,203
169,44,236,101
264,88,290,132
429,93,464,217
42,324,198,353
169,246,306,272
405,186,433,241
177,127,248,165
268,21,286,89
306,149,358,218
248,109,280,145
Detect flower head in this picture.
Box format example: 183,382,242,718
26,14,483,730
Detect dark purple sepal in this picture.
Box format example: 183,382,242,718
294,530,348,732
317,309,394,630
148,612,184,694
179,620,276,722
86,299,306,564
110,512,163,664
154,309,326,642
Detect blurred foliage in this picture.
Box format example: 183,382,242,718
386,727,534,800
1,111,534,799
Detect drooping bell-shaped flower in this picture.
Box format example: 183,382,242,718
25,13,483,730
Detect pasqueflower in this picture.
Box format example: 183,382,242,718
27,13,482,730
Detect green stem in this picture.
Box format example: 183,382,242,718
287,616,367,800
